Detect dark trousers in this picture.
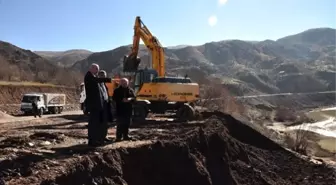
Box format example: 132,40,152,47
32,107,41,118
88,102,108,143
107,102,114,123
116,116,131,139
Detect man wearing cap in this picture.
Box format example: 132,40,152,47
84,63,112,147
112,78,135,141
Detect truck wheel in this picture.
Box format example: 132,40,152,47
39,108,44,116
55,107,61,114
54,107,59,114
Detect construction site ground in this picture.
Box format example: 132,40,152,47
0,111,335,185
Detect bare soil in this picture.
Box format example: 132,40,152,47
0,112,335,185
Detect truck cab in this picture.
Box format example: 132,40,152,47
20,93,45,115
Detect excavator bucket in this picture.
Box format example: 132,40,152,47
123,55,141,72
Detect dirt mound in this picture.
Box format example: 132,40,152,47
3,112,334,185
0,85,78,115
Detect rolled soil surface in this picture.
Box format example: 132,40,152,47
1,111,335,185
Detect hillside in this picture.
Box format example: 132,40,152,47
0,41,82,86
35,49,92,67
0,28,334,95
71,28,336,95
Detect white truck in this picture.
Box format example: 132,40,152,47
20,93,66,115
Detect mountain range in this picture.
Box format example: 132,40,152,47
0,27,335,95
35,49,92,67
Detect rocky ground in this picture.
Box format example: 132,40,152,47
0,111,335,185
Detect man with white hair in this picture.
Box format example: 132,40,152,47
84,63,112,147
112,77,135,141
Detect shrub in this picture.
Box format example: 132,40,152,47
274,107,297,122
198,83,245,115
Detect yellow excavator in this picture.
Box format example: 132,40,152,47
123,16,200,120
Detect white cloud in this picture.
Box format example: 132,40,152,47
218,0,228,6
208,15,218,27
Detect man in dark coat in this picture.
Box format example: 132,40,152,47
98,70,113,143
84,63,112,146
112,78,135,142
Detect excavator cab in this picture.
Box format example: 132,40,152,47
123,55,141,73
123,54,158,94
133,68,158,94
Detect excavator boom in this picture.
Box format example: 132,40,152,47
123,16,165,77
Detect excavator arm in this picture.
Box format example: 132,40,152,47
123,16,165,77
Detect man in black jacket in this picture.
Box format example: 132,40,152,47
98,70,113,143
112,78,135,142
84,63,112,146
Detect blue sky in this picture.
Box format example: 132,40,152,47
0,0,335,52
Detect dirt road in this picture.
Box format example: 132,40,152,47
0,111,335,185
0,110,83,124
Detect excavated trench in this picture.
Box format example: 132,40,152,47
2,112,335,185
